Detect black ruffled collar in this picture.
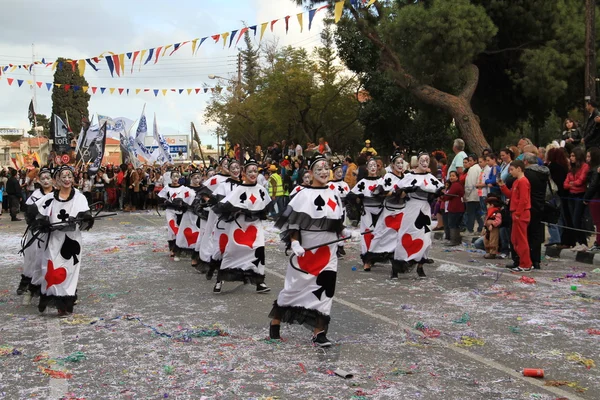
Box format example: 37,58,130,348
54,188,75,202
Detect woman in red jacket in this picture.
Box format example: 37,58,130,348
441,171,465,246
563,147,590,249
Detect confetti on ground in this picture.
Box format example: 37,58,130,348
38,366,73,379
587,328,600,335
566,353,596,369
544,380,588,393
452,312,471,324
0,345,22,357
519,276,536,284
455,336,485,347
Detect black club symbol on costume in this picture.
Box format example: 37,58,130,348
385,178,392,187
57,209,70,223
357,182,365,192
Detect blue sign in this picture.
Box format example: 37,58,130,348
147,145,188,154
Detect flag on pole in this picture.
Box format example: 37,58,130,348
88,122,107,177
52,114,71,154
153,113,172,164
133,107,153,161
28,99,35,122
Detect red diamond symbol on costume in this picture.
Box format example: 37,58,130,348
184,191,190,198
210,178,217,185
424,179,428,186
296,187,302,192
172,193,177,198
249,194,257,204
329,184,335,190
327,198,337,211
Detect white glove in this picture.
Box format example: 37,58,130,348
291,240,305,257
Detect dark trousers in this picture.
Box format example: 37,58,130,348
447,212,463,229
7,194,20,218
528,211,544,265
566,194,588,246
465,201,483,233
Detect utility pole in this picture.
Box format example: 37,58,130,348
31,43,38,131
585,0,596,108
237,52,244,163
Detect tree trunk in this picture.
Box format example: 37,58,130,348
445,97,490,155
585,0,596,106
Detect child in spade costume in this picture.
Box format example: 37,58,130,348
206,159,242,280
346,158,384,271
364,151,408,278
328,163,350,258
158,169,191,262
269,154,352,348
393,152,443,278
187,170,213,272
18,167,55,305
30,166,94,317
196,156,231,273
211,158,272,294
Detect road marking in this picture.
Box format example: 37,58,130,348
46,318,67,399
265,268,586,400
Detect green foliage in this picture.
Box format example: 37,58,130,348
240,30,260,94
28,113,50,136
205,34,363,154
50,57,90,136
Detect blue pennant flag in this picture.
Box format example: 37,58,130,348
249,25,257,36
153,89,159,97
144,49,155,65
17,79,23,87
105,57,115,77
308,9,317,30
46,83,52,91
86,59,99,71
126,52,132,59
100,87,106,94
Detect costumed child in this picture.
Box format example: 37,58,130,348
482,195,503,259
364,151,407,279
269,154,351,348
206,159,242,280
174,169,207,267
158,169,190,262
29,166,94,317
211,158,272,294
393,152,443,278
188,171,213,272
328,162,350,257
347,158,383,271
196,157,231,273
18,167,54,305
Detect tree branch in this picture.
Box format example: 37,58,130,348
481,42,536,55
459,64,479,103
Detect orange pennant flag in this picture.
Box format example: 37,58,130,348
211,34,220,43
270,19,278,32
155,46,163,64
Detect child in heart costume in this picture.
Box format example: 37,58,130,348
158,169,191,262
211,158,272,294
329,163,350,258
363,151,407,278
346,158,384,271
196,156,231,273
29,166,94,317
18,167,54,305
174,170,206,261
269,154,349,348
205,159,242,281
187,171,214,272
393,152,443,278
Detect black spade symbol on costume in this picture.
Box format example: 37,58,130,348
60,235,81,265
42,198,53,209
384,178,392,187
431,178,440,188
259,189,266,201
312,270,337,300
314,195,325,211
239,192,247,204
410,179,418,187
357,182,365,192
251,246,265,267
414,210,432,233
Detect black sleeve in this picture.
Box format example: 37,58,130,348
584,171,600,201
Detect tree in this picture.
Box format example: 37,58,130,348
27,113,50,137
50,57,91,137
240,30,261,94
295,0,497,154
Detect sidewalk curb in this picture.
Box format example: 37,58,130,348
545,246,600,265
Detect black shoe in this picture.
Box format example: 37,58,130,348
206,267,215,280
11,217,22,222
213,282,222,293
416,266,426,278
390,271,399,280
38,295,49,313
311,331,332,348
532,263,541,270
505,262,518,269
16,275,30,295
337,246,346,256
256,283,271,293
269,324,281,340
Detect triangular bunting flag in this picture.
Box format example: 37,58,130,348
118,88,124,95
136,89,141,95
106,57,115,77
92,87,97,94
109,88,116,94
297,13,303,32
46,82,52,91
100,87,106,94
187,88,192,95
260,22,268,41
308,8,317,30
126,52,132,59
236,27,248,46
26,80,33,85
153,89,159,97
70,60,77,71
221,32,230,48
73,85,80,91
86,58,99,72
55,83,62,88
82,86,88,93
78,59,86,76
126,88,129,95
195,88,201,94
162,89,167,96
144,48,154,65
131,50,140,73
7,78,13,86
334,0,344,23
249,25,257,36
118,53,125,75
178,89,184,94
229,30,238,48
285,16,291,33
205,88,210,93
367,0,376,6
112,54,121,77
36,81,42,88
191,38,199,55
211,34,220,43
17,79,23,87
169,42,186,56
270,19,279,32
155,46,163,63
140,49,148,70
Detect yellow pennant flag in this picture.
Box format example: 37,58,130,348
119,53,125,75
162,45,172,56
82,86,89,93
191,38,198,55
260,22,268,41
139,49,147,71
221,32,230,48
52,62,58,71
55,83,62,88
367,0,376,6
135,89,141,95
334,0,344,23
297,13,303,33
78,59,86,76
109,88,116,94
187,88,192,95
26,80,33,85
162,89,167,96
10,65,17,72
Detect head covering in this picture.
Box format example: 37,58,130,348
229,158,241,166
218,155,229,166
244,158,259,169
53,165,73,178
268,165,278,172
391,150,404,163
365,139,371,144
189,168,202,177
281,159,290,167
331,162,342,171
308,154,327,170
39,167,52,177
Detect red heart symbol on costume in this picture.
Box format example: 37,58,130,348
168,220,179,235
368,185,376,192
219,234,228,254
363,230,374,250
233,225,257,248
184,227,199,246
402,233,423,257
297,246,331,276
45,260,67,289
385,213,404,232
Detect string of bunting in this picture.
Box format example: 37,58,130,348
1,76,222,96
0,1,377,79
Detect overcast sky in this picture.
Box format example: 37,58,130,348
0,0,328,146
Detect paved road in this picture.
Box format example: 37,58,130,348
1,212,599,399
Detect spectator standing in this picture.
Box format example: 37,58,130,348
295,141,303,157
441,171,465,246
583,147,600,251
268,165,284,218
447,139,468,180
563,147,590,249
6,168,22,221
464,154,483,234
522,152,550,269
546,148,569,246
360,140,377,156
583,101,600,149
270,142,282,162
344,157,358,189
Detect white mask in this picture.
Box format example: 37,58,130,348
245,165,258,183
229,162,241,178
393,157,404,174
39,173,53,189
220,161,229,174
302,173,311,185
334,168,343,180
191,175,202,186
58,170,73,188
367,160,378,175
171,171,181,182
311,161,330,185
418,155,430,171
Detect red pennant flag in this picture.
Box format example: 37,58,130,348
236,27,249,46
211,34,220,43
271,19,279,31
131,50,140,73
71,60,77,71
91,87,97,94
93,57,100,63
7,78,13,85
64,84,71,92
285,15,290,33
36,81,42,88
155,46,163,63
112,54,121,77
118,88,124,94
195,88,201,94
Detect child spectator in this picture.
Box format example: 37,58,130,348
485,153,502,195
482,195,503,259
441,171,465,246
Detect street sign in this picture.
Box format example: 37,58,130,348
55,156,62,164
61,154,70,164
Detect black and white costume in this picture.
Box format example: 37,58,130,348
158,184,192,258
347,176,384,265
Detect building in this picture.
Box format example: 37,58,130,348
1,136,50,168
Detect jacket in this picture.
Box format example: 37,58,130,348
501,176,531,217
441,181,465,213
464,164,481,202
583,108,600,148
584,167,600,201
564,163,590,194
485,206,503,228
6,176,21,196
524,164,550,214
